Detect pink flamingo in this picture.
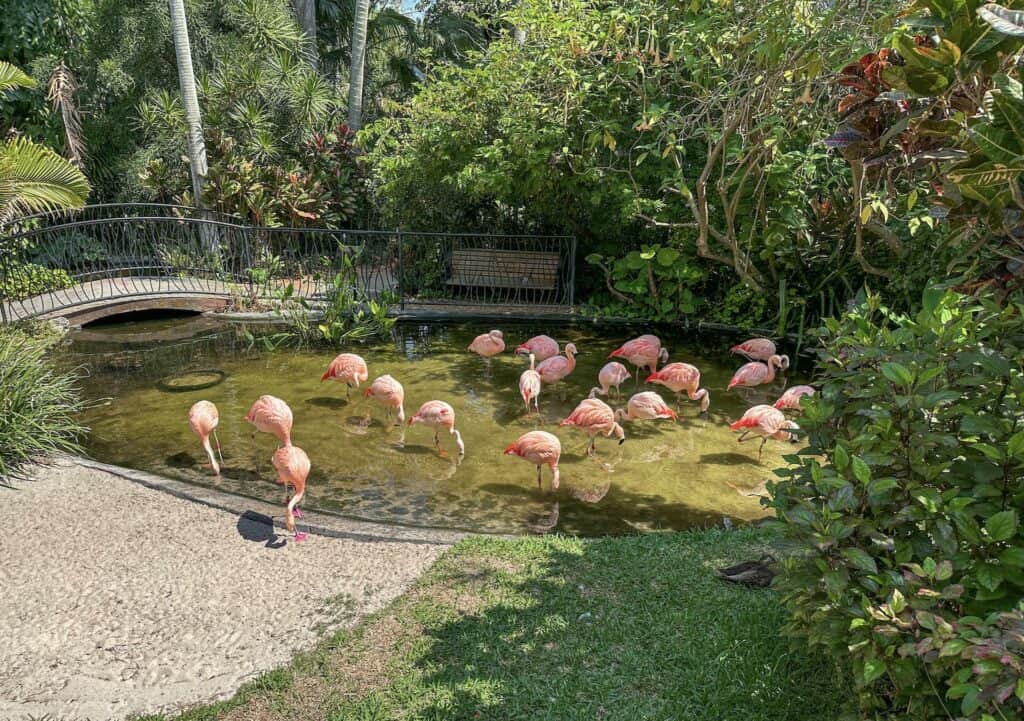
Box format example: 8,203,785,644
537,342,578,384
408,400,465,456
609,334,669,380
188,400,223,475
727,355,788,390
245,395,293,446
515,335,560,362
560,398,625,456
729,404,800,458
321,353,369,398
468,330,505,358
504,430,562,490
731,337,790,367
615,392,678,422
272,444,310,542
364,374,405,423
646,362,710,412
774,385,816,411
519,353,542,413
589,361,631,399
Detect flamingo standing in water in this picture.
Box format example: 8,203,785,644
468,330,505,358
589,361,631,399
504,430,561,490
321,353,369,398
188,400,223,475
537,343,578,385
615,392,678,422
646,362,710,412
519,353,542,413
727,355,788,390
729,404,800,459
272,444,310,542
515,335,560,362
560,398,625,456
774,385,816,411
364,374,405,423
245,395,293,446
409,400,465,456
730,338,789,365
609,334,669,380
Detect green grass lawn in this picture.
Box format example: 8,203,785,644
149,527,849,721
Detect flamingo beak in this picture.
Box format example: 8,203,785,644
645,374,657,383
364,388,373,398
503,443,518,455
618,438,625,445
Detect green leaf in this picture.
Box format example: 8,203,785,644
1007,430,1024,458
986,510,1019,541
978,3,1024,36
863,658,887,684
833,444,850,470
998,547,1024,566
922,286,944,314
656,247,680,267
0,61,34,93
948,160,1024,186
881,362,914,386
851,456,871,484
977,563,1003,591
969,124,1022,162
842,548,878,573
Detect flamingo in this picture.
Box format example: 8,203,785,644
774,385,816,411
727,355,788,390
609,334,669,380
188,400,223,475
515,335,560,362
729,404,800,458
615,392,678,422
408,400,465,456
272,444,310,542
245,395,293,446
559,398,625,456
364,374,405,423
730,338,786,364
646,362,710,412
321,353,369,398
589,361,631,399
537,342,578,384
519,353,542,413
468,330,505,358
504,430,561,490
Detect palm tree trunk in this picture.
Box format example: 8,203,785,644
168,0,208,208
347,0,371,131
293,0,318,67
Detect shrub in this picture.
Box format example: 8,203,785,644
769,287,1024,719
0,262,73,300
0,323,88,482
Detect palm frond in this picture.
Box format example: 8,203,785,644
368,8,419,46
0,61,34,94
0,136,90,223
224,0,308,55
46,60,86,167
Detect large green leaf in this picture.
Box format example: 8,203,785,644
986,510,1019,541
0,61,34,94
968,124,1022,162
978,3,1024,37
991,91,1024,142
948,160,1024,186
0,137,90,221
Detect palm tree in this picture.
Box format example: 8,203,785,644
347,0,371,130
168,0,209,207
0,62,89,223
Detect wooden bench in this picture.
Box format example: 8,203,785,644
446,248,560,290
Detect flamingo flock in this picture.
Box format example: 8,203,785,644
185,330,816,542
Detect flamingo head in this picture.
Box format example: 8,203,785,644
503,442,520,456
659,347,669,363
320,369,332,382
729,343,743,354
565,342,578,356
364,387,374,398
645,372,660,383
515,343,530,355
786,421,801,442
490,330,504,339
609,347,623,358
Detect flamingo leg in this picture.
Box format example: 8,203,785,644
737,431,751,443
588,436,596,456
758,437,768,460
212,429,224,467
536,465,542,488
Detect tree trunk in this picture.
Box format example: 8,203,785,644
168,0,208,209
347,0,371,131
293,0,318,68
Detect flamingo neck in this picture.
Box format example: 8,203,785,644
202,436,219,475
286,489,305,531
529,353,536,370
452,429,465,455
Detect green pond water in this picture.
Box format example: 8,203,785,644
65,315,805,536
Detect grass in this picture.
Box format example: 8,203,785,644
141,527,850,721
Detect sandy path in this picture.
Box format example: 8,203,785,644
0,461,452,721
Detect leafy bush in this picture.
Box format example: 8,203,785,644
584,245,703,321
0,262,73,299
769,287,1024,719
0,323,87,482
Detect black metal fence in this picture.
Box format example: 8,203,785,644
0,204,576,322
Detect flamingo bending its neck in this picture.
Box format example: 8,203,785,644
560,398,625,456
729,405,800,459
609,334,669,380
409,400,465,456
188,400,222,475
537,342,578,385
730,338,790,367
519,353,542,413
614,392,678,422
504,430,561,490
589,361,631,399
515,335,560,362
272,444,311,542
245,395,293,446
774,385,816,411
321,353,369,398
468,330,505,358
364,374,405,423
727,355,788,390
646,362,710,412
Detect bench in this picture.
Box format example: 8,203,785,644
446,248,560,290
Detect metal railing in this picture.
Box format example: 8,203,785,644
0,204,576,322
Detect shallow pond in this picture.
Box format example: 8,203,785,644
65,315,805,536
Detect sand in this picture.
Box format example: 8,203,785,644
0,460,454,721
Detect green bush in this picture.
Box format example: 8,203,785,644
0,323,87,482
0,262,73,300
769,287,1024,719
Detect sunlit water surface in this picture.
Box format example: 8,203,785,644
64,315,805,536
